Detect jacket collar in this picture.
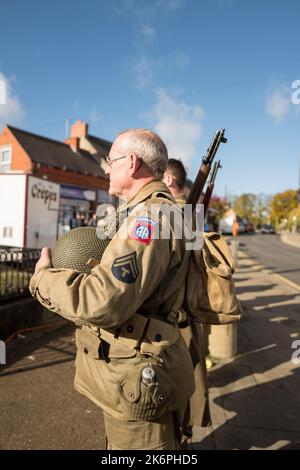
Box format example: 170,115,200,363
175,192,187,203
124,180,174,209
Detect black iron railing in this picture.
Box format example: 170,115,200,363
0,247,40,300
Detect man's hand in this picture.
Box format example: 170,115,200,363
34,247,52,274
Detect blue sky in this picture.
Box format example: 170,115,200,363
1,0,300,197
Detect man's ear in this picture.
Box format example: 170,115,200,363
128,154,141,176
163,173,173,188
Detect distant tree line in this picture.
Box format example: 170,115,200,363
208,189,300,231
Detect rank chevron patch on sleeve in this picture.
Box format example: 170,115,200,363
111,252,139,284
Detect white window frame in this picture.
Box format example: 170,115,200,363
0,146,12,173
3,226,13,238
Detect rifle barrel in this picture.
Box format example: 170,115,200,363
186,129,227,209
203,160,222,216
209,160,221,185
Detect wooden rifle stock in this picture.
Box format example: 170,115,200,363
186,129,227,213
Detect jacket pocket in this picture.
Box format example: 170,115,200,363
119,362,176,421
75,328,101,359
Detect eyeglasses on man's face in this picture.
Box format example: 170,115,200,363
105,155,129,166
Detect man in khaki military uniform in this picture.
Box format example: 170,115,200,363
30,129,195,450
163,158,211,434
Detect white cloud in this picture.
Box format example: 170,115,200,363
0,73,25,130
114,0,185,16
157,0,185,11
0,78,5,105
133,50,189,90
152,88,205,167
266,85,291,124
133,55,155,90
140,24,157,40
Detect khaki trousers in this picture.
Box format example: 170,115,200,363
104,407,185,450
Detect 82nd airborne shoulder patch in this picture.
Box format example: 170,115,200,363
111,252,139,284
129,216,157,245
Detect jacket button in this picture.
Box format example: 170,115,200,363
155,334,162,342
127,325,134,333
83,346,88,354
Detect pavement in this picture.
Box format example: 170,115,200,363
1,248,300,450
0,321,105,450
190,250,300,450
280,231,300,249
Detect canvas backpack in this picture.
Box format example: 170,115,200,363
184,232,243,324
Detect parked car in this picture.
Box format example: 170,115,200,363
219,219,247,235
219,219,233,235
237,222,246,233
244,221,255,233
261,224,276,234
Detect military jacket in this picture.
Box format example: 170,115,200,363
30,181,190,328
29,180,195,419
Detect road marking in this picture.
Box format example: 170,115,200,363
271,272,300,292
238,249,300,292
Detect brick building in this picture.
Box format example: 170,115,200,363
0,120,113,237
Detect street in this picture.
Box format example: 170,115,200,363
238,233,300,287
0,324,106,450
1,235,300,450
1,0,300,454
191,245,300,450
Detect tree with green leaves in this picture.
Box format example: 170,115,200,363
234,193,257,220
270,189,298,226
208,196,228,222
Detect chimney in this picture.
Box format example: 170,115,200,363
65,136,80,153
70,120,88,138
64,120,88,152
